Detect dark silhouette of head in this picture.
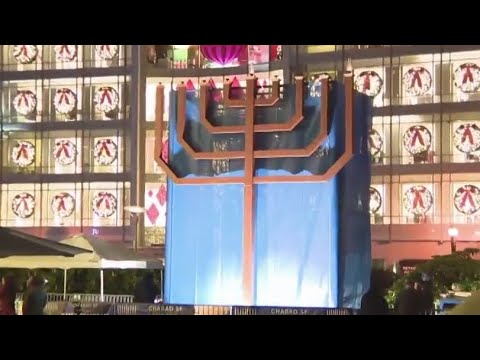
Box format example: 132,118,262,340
29,275,45,289
2,273,17,298
370,269,389,294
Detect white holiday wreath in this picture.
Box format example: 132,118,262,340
403,185,433,216
454,185,480,216
12,45,38,64
54,45,78,62
11,192,36,219
368,129,383,157
403,67,432,96
453,123,480,154
94,139,118,165
403,125,432,155
51,192,75,218
11,141,35,167
454,63,480,94
94,87,119,113
92,192,117,218
95,45,119,60
53,140,77,166
355,70,383,97
13,90,37,116
53,88,77,115
369,187,382,214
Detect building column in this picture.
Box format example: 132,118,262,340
130,45,147,248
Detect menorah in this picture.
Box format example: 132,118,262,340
154,70,356,306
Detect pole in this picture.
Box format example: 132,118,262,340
134,214,139,252
63,269,67,300
100,270,104,302
450,236,456,253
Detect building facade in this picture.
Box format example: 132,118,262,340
4,45,480,266
292,45,480,266
0,45,135,245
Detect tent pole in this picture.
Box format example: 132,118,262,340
63,269,67,300
100,270,104,302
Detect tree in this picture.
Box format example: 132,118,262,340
387,249,480,308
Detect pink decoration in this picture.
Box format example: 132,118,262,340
145,185,167,225
230,76,244,100
157,185,167,206
200,45,246,65
185,79,195,91
161,139,169,163
270,45,282,61
207,78,223,102
146,203,159,224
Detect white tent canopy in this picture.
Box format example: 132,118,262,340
0,234,164,300
0,234,164,270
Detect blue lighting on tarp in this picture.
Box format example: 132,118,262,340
164,81,371,308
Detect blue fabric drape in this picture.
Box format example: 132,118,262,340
165,93,244,305
164,82,371,308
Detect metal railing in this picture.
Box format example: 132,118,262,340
64,303,352,316
16,293,134,303
15,292,354,315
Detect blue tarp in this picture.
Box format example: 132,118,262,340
165,81,371,308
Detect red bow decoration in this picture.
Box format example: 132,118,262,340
54,195,67,212
461,125,474,144
55,141,71,158
15,194,30,212
98,45,111,53
363,73,371,91
57,45,72,56
462,66,474,84
411,187,426,209
16,91,32,108
17,46,28,57
459,187,476,208
97,140,112,157
96,193,111,210
56,89,73,105
98,88,113,105
409,69,423,89
16,143,29,160
410,127,425,146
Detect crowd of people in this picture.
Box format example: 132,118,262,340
1,269,436,315
359,270,435,315
0,274,47,315
0,272,159,315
